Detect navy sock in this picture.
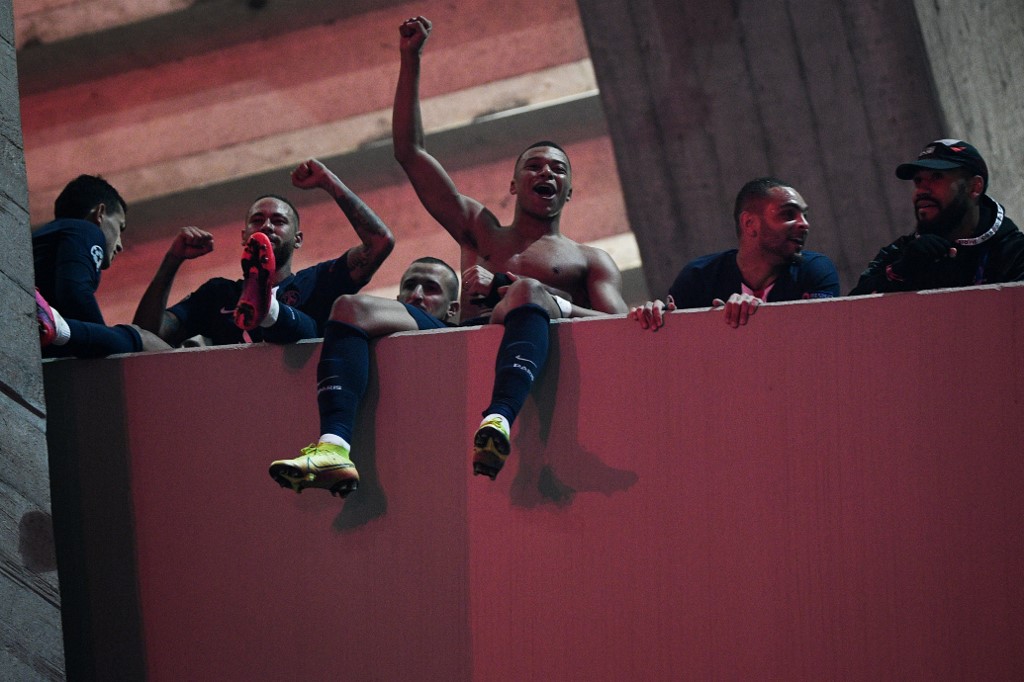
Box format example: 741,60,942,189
261,304,318,344
484,304,550,425
50,320,142,358
316,321,370,443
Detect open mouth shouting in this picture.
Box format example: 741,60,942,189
533,183,557,199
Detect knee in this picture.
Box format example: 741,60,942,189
330,294,374,326
502,278,548,308
491,278,553,324
133,325,171,352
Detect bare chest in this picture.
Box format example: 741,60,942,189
479,237,590,298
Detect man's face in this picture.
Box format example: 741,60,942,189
751,186,810,263
95,203,126,270
510,146,572,219
243,197,302,268
398,262,458,322
911,169,972,235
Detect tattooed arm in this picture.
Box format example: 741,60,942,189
291,159,396,285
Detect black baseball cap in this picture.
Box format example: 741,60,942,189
895,139,988,192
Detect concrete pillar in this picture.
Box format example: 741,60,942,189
913,0,1024,218
578,0,1018,296
0,0,64,679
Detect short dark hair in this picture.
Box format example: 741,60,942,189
733,177,792,234
251,193,300,229
409,256,459,300
54,175,127,220
517,140,571,171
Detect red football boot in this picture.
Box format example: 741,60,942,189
234,232,275,331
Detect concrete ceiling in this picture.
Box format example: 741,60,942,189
15,0,646,322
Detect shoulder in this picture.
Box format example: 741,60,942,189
993,213,1023,243
671,250,736,288
33,218,103,243
295,259,340,278
682,249,736,273
294,258,356,287
988,215,1024,269
556,240,620,284
283,259,361,306
669,249,736,306
576,240,616,266
192,277,241,299
789,251,840,297
457,205,502,248
796,251,838,271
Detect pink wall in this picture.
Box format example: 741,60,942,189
44,284,1024,681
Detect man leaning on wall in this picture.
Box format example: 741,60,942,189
850,140,1024,295
631,177,839,331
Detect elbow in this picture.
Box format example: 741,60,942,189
392,135,424,168
393,144,414,166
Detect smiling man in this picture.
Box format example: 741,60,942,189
392,16,628,481
632,177,840,330
133,158,394,346
850,140,1024,294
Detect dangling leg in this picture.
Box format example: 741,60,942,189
269,321,366,497
474,301,551,480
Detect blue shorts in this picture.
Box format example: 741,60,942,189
402,303,453,330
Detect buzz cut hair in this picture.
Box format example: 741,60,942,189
733,177,792,235
409,256,459,300
54,175,127,221
517,140,571,171
251,193,300,229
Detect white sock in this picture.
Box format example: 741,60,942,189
259,287,281,328
318,433,350,451
50,306,71,346
480,413,510,435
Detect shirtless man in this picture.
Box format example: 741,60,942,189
394,16,628,479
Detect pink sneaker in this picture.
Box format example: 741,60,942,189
35,289,57,347
234,232,275,331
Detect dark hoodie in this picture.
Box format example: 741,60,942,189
850,195,1024,294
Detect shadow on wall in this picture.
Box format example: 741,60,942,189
509,329,639,508
332,352,387,533
19,510,57,573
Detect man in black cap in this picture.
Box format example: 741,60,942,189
850,139,1024,294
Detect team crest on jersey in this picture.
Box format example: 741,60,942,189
90,245,104,271
280,288,300,307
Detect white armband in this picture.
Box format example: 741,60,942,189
553,295,572,318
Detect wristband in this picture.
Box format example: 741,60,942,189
477,273,512,308
553,295,572,318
